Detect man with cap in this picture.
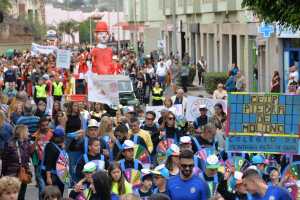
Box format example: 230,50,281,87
193,104,209,133
135,168,153,199
200,154,224,197
167,149,210,200
251,155,270,183
69,162,97,200
242,169,292,200
152,164,169,195
119,140,143,172
42,127,67,194
179,136,203,175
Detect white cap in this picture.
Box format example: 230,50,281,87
199,104,207,109
206,154,220,169
42,74,49,80
180,136,192,144
247,165,258,171
122,140,135,150
88,119,99,128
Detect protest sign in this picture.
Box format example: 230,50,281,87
56,49,71,69
31,43,57,55
226,93,300,154
185,96,227,121
87,73,119,105
226,135,300,154
145,104,183,122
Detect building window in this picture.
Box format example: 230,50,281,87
178,0,184,7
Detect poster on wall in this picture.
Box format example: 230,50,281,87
226,93,300,154
185,96,227,122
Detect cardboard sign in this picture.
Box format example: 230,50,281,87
87,73,119,105
56,49,71,69
185,96,227,121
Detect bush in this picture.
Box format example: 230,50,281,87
204,72,228,94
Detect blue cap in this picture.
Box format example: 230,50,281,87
152,164,169,178
53,127,65,137
252,155,265,165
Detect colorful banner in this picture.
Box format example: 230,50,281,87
226,93,300,154
56,49,71,69
87,73,119,105
185,96,227,122
31,43,57,55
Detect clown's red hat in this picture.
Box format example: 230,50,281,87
95,21,108,32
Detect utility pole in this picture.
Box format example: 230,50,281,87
117,0,121,54
134,0,138,54
172,0,177,56
89,16,92,46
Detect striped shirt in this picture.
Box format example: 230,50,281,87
16,115,40,134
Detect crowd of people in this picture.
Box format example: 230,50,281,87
0,48,297,200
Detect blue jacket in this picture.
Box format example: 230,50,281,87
0,122,13,154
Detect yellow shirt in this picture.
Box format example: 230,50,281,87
129,129,153,154
112,180,132,195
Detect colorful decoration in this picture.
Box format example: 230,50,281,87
134,144,150,165
156,138,175,164
282,161,300,200
56,151,70,185
124,169,141,189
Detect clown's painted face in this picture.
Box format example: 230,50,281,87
97,32,109,44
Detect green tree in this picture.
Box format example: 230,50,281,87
79,19,96,44
0,0,12,14
242,0,300,29
58,20,79,43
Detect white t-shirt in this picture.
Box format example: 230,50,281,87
156,65,168,77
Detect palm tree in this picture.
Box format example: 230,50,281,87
58,20,79,44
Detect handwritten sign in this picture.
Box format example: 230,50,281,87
87,73,119,105
56,49,71,69
226,93,300,154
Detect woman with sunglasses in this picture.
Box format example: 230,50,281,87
160,111,181,143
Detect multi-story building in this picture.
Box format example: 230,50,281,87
125,0,300,93
9,0,45,24
124,0,164,54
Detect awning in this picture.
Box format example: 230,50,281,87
113,22,146,31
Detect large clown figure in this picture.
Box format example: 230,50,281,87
91,21,117,75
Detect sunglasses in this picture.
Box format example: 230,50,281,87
146,117,154,121
181,164,194,169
